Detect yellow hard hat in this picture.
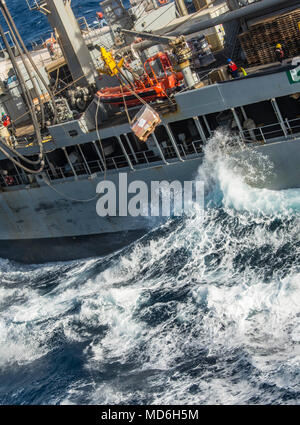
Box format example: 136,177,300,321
276,43,282,48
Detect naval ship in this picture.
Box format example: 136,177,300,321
0,0,299,263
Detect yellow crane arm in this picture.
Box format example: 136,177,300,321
98,47,124,76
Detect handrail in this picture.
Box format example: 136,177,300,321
238,116,300,142
2,115,300,190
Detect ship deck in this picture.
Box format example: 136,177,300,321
15,122,35,138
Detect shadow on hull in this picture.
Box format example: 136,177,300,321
0,229,148,264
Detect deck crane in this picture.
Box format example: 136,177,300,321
119,0,298,88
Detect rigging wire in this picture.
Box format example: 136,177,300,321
0,139,43,165
0,144,45,174
10,74,87,127
136,0,215,43
0,1,61,174
0,22,45,172
95,94,107,180
1,12,46,130
120,83,132,125
0,0,59,125
116,66,152,105
42,176,99,202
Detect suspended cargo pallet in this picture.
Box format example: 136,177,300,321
131,104,161,142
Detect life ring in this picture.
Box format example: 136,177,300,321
158,0,169,4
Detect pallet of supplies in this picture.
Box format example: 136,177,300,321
131,104,161,142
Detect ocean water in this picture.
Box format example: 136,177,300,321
0,129,299,405
0,0,131,45
0,1,300,406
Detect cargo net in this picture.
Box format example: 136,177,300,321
239,8,300,65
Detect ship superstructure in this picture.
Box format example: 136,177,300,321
0,0,299,263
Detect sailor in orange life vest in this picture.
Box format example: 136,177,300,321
44,37,56,57
227,59,239,79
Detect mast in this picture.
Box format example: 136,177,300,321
28,0,97,87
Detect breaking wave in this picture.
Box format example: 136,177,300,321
0,131,299,405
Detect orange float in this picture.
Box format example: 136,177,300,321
97,52,183,107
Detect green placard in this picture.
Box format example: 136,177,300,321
287,65,300,84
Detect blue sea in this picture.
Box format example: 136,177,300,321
0,0,132,46
0,0,300,406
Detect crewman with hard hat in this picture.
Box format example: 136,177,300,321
275,43,284,63
96,12,108,28
227,59,239,78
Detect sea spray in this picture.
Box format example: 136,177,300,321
0,131,299,405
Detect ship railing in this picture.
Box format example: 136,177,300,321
41,152,147,184
0,141,204,189
14,136,32,148
160,142,176,160
30,32,63,57
45,167,67,182
162,140,203,159
79,18,103,45
25,0,46,11
186,140,203,156
0,172,30,188
284,117,300,136
77,17,91,33
79,20,112,57
192,140,204,154
238,117,300,144
131,150,160,165
0,31,17,59
77,17,103,33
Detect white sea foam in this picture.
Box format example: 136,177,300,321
0,131,299,404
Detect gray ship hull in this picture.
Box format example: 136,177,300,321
0,137,299,263
0,230,147,263
0,1,299,264
0,158,202,263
